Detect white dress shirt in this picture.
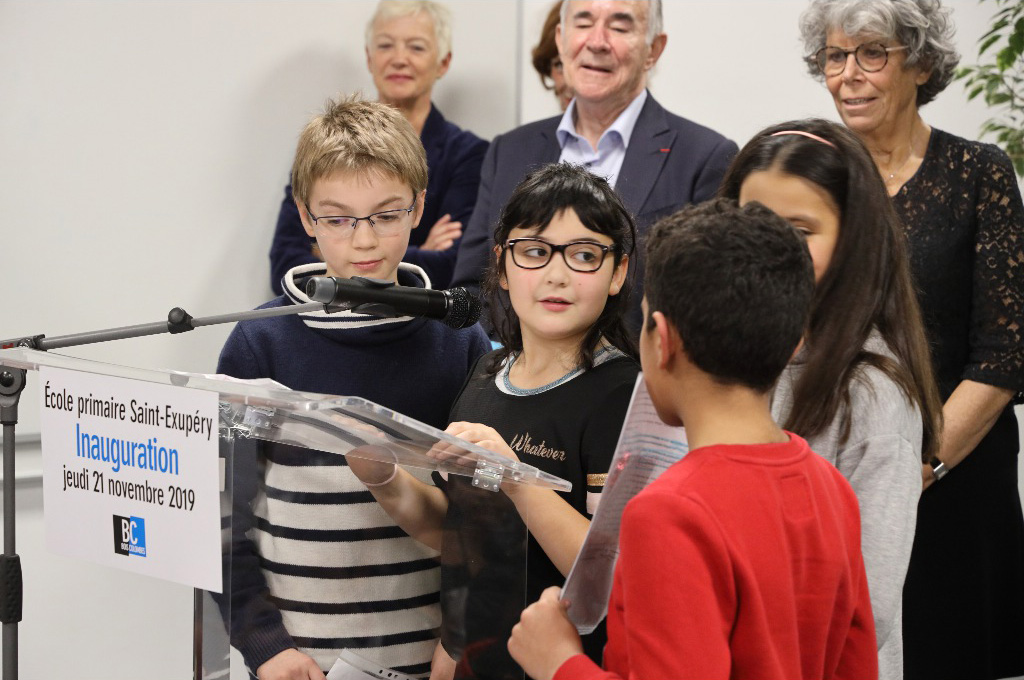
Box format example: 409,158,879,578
556,89,648,188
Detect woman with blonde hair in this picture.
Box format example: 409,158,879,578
270,1,489,290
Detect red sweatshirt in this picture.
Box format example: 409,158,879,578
555,433,877,680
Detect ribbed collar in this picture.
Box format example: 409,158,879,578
281,262,433,336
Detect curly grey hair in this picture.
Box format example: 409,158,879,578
799,0,960,107
560,0,664,44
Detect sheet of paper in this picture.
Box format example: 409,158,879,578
326,657,378,680
561,375,689,633
326,650,417,680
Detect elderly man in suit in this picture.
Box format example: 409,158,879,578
451,0,737,329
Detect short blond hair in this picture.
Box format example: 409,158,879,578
291,95,428,205
365,1,452,62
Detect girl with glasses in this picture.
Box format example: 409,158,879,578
350,163,640,680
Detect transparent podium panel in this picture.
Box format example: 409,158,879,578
0,348,570,680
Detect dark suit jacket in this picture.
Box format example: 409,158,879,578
269,104,488,293
451,92,738,329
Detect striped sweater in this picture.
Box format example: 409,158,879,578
217,262,491,676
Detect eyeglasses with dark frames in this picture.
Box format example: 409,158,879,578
814,42,908,76
504,238,616,273
305,198,417,239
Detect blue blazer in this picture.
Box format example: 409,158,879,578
451,92,738,328
269,104,488,293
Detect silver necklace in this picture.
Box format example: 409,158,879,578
883,152,914,184
880,127,921,186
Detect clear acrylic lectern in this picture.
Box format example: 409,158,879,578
0,347,569,680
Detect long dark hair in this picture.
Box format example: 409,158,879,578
485,163,638,373
719,119,942,460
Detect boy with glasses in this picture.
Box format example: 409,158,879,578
217,95,490,680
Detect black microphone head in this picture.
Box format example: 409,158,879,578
305,276,337,303
444,287,482,329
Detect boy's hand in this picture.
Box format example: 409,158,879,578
508,587,583,680
421,214,463,251
256,648,326,680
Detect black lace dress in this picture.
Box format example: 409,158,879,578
896,128,1024,680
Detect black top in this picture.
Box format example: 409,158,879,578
892,128,1024,401
438,350,640,680
898,129,1024,680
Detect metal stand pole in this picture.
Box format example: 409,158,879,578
0,368,26,680
0,278,455,678
0,299,328,680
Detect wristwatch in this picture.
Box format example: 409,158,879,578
928,456,949,482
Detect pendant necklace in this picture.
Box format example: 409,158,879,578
881,127,920,187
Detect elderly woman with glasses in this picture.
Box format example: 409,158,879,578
799,2,1024,680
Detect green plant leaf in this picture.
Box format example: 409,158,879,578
997,49,1019,71
980,17,1009,43
1004,22,1024,60
969,0,1024,178
994,5,1020,21
979,32,1004,56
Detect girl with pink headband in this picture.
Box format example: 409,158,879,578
719,118,943,680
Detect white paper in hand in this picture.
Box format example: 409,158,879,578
326,650,417,680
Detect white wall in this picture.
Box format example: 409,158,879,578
0,1,1020,678
0,0,519,437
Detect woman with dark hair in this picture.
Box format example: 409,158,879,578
720,118,943,680
800,2,1024,678
531,0,572,111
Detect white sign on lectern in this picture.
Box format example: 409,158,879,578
39,366,222,592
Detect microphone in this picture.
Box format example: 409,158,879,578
305,276,482,329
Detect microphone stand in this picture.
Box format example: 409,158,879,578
0,271,482,678
0,299,341,680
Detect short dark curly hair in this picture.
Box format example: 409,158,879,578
644,198,815,393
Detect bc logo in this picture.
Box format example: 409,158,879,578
112,515,147,557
